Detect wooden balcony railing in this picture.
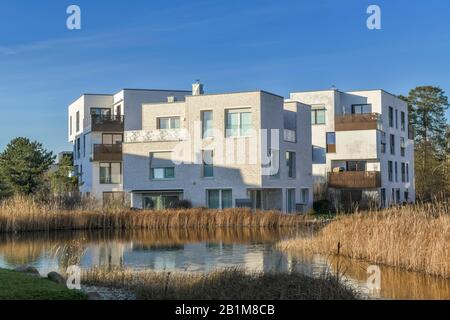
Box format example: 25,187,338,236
335,113,381,131
328,171,381,189
93,144,122,161
90,115,124,132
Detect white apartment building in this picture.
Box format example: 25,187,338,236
68,84,314,213
68,88,191,201
290,89,415,209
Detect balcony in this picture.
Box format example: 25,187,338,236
335,113,381,131
328,171,381,189
125,129,188,143
93,144,122,161
90,115,124,132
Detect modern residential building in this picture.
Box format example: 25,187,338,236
123,87,313,213
67,83,314,213
290,89,415,209
68,88,191,202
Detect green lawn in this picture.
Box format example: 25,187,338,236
0,268,87,300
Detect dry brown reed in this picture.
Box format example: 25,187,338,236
0,196,308,233
81,267,358,300
278,202,450,277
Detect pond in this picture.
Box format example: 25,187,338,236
0,228,448,300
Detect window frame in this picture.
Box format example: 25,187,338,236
206,189,233,209
201,110,214,139
157,116,181,130
99,162,122,185
311,107,326,125
225,108,252,137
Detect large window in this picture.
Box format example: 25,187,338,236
395,162,398,182
390,134,396,155
207,189,232,209
381,132,387,154
225,109,252,137
91,108,111,116
100,162,122,184
326,132,336,153
286,151,296,178
347,161,367,172
102,133,123,145
287,189,296,213
400,137,406,157
157,117,180,129
401,111,406,131
401,162,406,182
351,104,372,114
311,108,326,125
150,152,175,180
202,150,214,178
201,111,213,138
388,161,393,182
389,107,394,128
76,111,80,132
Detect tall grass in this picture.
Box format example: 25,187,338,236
278,202,450,277
0,196,307,233
81,267,358,300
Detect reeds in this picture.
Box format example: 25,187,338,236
81,267,358,300
0,196,307,233
278,202,450,277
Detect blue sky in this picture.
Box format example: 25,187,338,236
0,0,449,153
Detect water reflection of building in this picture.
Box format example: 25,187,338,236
89,242,130,268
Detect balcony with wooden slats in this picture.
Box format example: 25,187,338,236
335,113,381,131
90,115,124,132
93,144,122,162
328,171,381,189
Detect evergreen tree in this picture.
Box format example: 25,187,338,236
0,137,55,195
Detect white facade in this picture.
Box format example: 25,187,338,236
290,89,415,209
123,89,313,213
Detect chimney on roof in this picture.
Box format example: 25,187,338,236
192,80,204,96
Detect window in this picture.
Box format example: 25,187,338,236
395,109,398,129
91,108,111,116
326,132,336,153
102,133,123,145
267,149,280,177
83,135,86,157
226,109,252,137
287,189,296,213
390,134,396,155
388,161,393,182
391,188,395,204
396,189,401,203
401,163,406,182
404,191,409,202
79,164,83,184
202,150,214,178
150,152,175,180
401,111,406,131
395,162,398,182
389,107,394,128
207,189,232,209
99,162,121,184
157,117,180,129
381,188,386,207
400,137,406,157
406,163,410,183
301,189,309,205
381,132,387,154
351,104,372,114
201,111,213,138
286,151,296,178
311,108,326,125
76,138,81,159
76,111,80,132
70,116,73,135
347,161,367,172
